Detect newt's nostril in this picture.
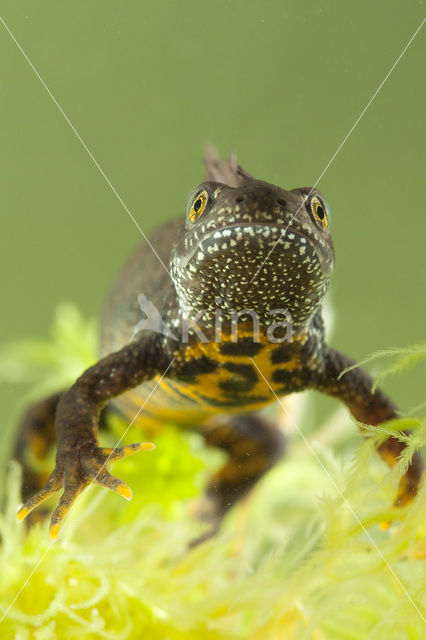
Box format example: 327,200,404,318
235,195,245,203
276,198,287,208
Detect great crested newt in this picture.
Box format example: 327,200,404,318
14,148,423,540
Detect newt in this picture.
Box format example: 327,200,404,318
14,148,423,540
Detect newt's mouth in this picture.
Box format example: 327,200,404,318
175,220,334,279
176,222,315,268
200,222,303,242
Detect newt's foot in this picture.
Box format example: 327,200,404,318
393,451,423,509
393,475,418,508
17,441,155,540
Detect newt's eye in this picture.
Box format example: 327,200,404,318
188,189,209,222
309,196,329,231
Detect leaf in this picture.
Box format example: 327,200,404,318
339,342,426,392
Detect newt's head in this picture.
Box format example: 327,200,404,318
171,151,335,332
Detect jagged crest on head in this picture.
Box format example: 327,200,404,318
203,145,254,187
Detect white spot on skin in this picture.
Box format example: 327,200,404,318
169,190,331,337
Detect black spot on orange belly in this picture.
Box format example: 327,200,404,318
176,354,218,381
219,339,264,357
219,362,258,394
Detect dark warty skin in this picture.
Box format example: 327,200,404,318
14,149,423,541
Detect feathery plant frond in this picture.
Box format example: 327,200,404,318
339,342,426,392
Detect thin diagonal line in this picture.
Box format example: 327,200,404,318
0,15,171,279
250,17,425,284
0,357,175,624
250,357,426,625
0,546,51,621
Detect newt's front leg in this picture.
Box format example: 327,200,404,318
17,334,171,539
316,348,423,506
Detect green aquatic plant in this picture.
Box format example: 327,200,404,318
0,305,425,639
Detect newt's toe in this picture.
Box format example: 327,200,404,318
96,470,133,499
49,522,61,541
17,469,63,523
106,442,155,462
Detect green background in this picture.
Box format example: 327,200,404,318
1,1,425,449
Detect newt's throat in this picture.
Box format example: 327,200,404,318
171,226,330,334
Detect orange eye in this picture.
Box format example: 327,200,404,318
310,196,328,230
188,190,208,222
